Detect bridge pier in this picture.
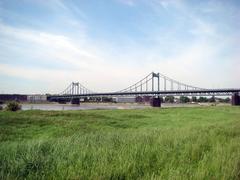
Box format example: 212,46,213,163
150,96,161,107
57,98,68,104
71,98,80,105
232,93,240,106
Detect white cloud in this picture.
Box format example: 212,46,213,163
0,0,239,94
0,23,150,93
2,19,238,94
0,23,102,69
117,0,137,6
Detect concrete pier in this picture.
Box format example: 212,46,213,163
71,98,80,105
232,93,240,106
150,97,161,107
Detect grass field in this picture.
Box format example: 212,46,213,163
0,106,240,179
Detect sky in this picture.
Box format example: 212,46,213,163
0,0,239,94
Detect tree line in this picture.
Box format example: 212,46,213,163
163,96,230,103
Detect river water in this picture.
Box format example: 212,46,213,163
0,103,209,111
21,103,149,110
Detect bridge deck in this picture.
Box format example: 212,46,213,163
48,89,240,100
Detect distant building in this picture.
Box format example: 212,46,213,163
142,96,151,103
0,94,27,102
113,97,136,103
27,95,47,102
112,96,152,103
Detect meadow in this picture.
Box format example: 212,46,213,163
0,106,240,179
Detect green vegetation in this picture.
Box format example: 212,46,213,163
198,97,209,103
5,101,21,111
192,96,197,102
0,106,240,179
180,96,190,103
164,96,174,103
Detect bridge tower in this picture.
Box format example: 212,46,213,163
150,73,161,107
152,72,160,91
232,93,240,106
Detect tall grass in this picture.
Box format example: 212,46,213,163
0,106,240,179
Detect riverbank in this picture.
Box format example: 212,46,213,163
0,102,230,111
0,106,239,179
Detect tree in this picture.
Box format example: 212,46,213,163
165,96,174,103
225,97,230,103
180,96,190,103
192,96,197,102
159,96,164,103
209,96,215,102
198,97,208,102
5,101,21,111
218,97,230,103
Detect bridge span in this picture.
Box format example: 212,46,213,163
47,72,240,107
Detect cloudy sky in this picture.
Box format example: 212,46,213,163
0,0,239,94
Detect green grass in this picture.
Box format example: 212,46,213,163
0,106,240,179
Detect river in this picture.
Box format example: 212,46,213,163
1,102,216,111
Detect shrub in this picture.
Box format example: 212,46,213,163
0,105,3,111
180,96,190,103
5,101,22,111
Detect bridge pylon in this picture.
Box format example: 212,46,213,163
71,98,80,105
232,93,240,106
150,96,161,107
152,72,160,91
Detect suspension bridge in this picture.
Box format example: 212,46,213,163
47,72,240,107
